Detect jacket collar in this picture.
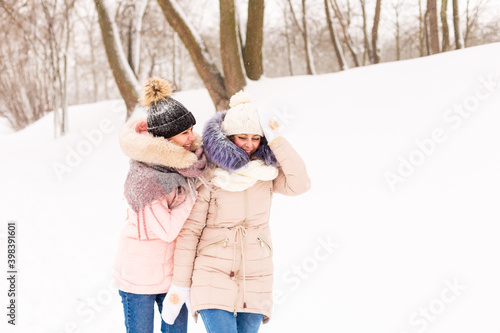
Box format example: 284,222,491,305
119,118,202,169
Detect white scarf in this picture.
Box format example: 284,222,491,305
211,160,279,192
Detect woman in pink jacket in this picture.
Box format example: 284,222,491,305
161,91,311,332
114,77,207,333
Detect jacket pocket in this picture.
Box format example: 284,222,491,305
121,238,168,286
257,237,272,256
197,237,229,254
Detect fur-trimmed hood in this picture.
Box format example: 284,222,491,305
202,111,277,171
119,118,202,169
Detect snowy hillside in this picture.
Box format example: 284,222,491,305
1,42,500,333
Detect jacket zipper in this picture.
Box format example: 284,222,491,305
257,237,272,254
197,237,229,253
213,197,220,220
243,190,248,226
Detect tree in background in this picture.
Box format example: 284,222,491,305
464,0,488,47
243,0,265,80
418,0,426,56
441,0,451,51
0,1,47,131
391,0,403,60
325,0,348,70
0,0,76,136
359,0,372,65
2,0,500,132
94,0,141,117
156,0,229,110
220,0,247,97
452,0,464,49
126,0,149,77
157,0,268,109
426,0,441,54
371,0,382,63
287,0,317,74
331,0,360,67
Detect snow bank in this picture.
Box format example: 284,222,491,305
1,43,499,333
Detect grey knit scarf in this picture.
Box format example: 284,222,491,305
124,149,207,213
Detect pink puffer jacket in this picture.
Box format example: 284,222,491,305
114,191,195,294
113,119,201,295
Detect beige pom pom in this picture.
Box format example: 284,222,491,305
229,90,252,108
139,77,173,108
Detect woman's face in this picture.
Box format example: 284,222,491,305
169,127,195,150
232,134,261,156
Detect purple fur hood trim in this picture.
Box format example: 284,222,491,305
202,111,277,171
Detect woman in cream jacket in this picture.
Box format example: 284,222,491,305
162,92,310,333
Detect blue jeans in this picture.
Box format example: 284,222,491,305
199,309,263,333
119,290,188,333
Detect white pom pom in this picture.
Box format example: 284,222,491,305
229,91,252,108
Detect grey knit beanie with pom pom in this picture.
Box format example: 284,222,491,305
140,77,196,139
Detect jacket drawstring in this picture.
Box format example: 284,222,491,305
231,225,248,313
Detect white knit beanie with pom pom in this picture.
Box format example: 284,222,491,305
221,91,264,137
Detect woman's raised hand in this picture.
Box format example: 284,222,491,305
258,106,281,144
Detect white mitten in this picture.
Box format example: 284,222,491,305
258,106,282,144
161,285,191,325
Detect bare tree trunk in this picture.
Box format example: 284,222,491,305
287,0,316,75
426,0,440,54
283,4,294,76
235,0,245,64
393,1,402,61
418,0,425,56
371,0,382,63
104,69,110,100
301,0,316,74
42,0,75,137
243,0,264,80
90,37,99,102
60,1,74,135
325,0,348,70
330,0,359,67
359,0,372,65
465,0,471,47
128,0,148,77
94,0,140,117
73,52,80,104
464,0,484,47
220,0,246,97
441,0,450,52
79,4,100,102
424,11,431,55
156,0,229,110
452,0,464,49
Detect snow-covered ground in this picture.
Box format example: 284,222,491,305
1,42,500,333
